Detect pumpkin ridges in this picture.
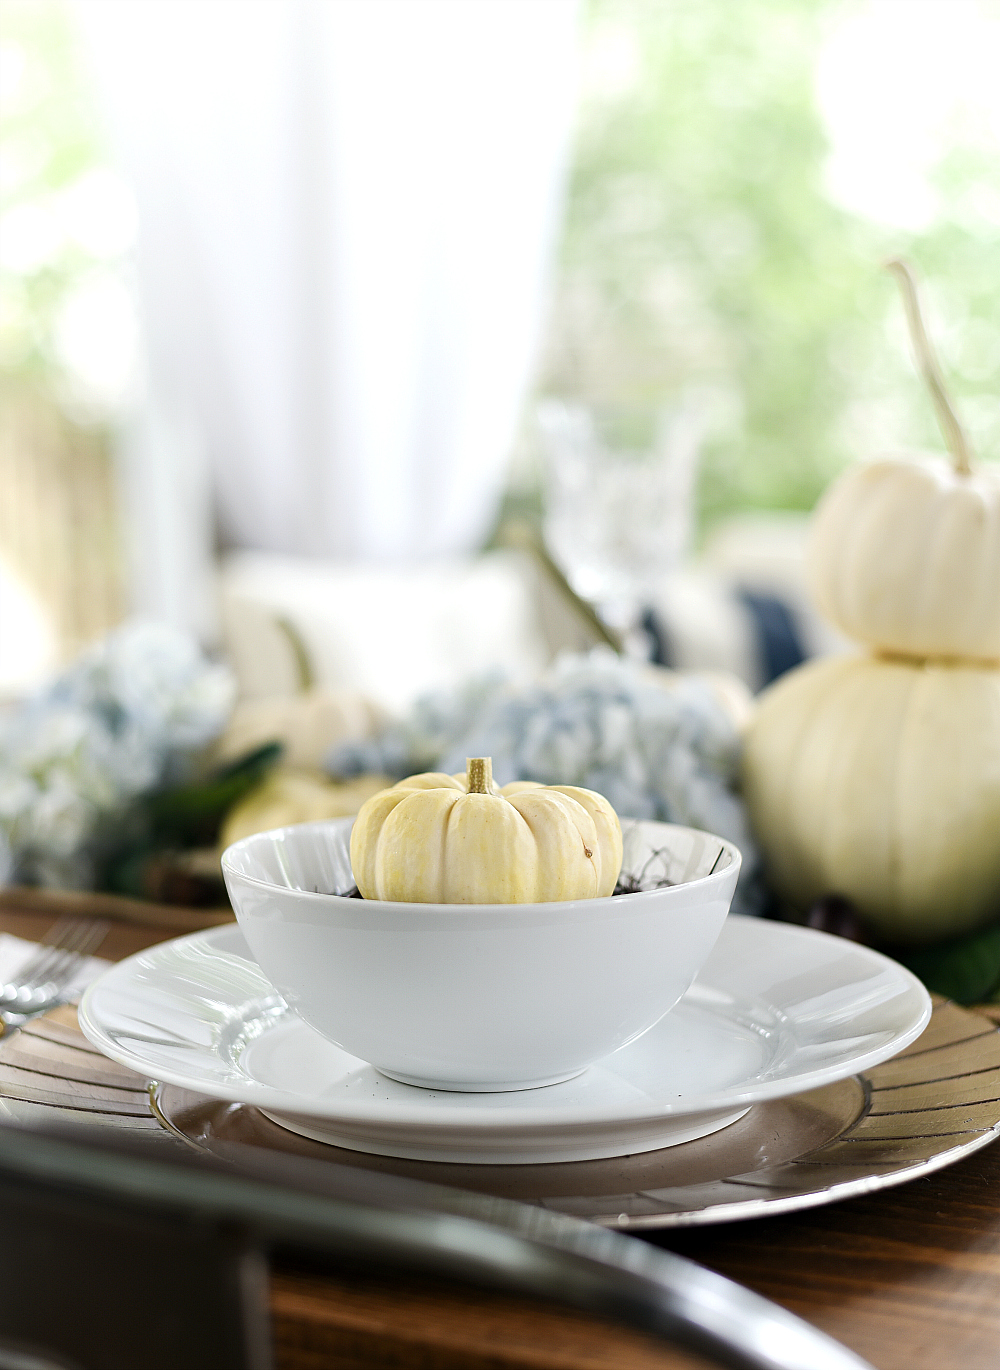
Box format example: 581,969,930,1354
802,660,901,914
350,788,416,898
973,483,1000,653
442,792,536,904
905,469,955,658
851,464,935,634
896,665,1000,931
916,474,994,654
373,789,462,902
884,659,922,929
832,463,927,643
807,455,1000,661
544,784,624,898
506,789,600,902
744,657,832,906
744,655,1000,942
399,772,466,792
747,657,905,917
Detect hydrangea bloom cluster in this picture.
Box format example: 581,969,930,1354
0,622,234,888
331,651,763,915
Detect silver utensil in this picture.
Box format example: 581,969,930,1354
0,918,109,1023
1,1123,875,1370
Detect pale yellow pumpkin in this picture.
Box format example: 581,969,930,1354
213,690,385,771
350,757,623,903
220,770,390,847
743,261,1000,943
742,654,1000,943
807,453,1000,663
807,264,1000,665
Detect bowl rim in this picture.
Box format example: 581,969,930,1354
221,815,743,916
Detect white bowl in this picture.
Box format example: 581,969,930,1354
221,817,741,1092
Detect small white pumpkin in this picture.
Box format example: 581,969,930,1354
742,653,1000,943
807,453,1000,662
808,259,1000,664
350,757,623,904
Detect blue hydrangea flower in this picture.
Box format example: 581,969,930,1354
330,650,763,915
0,621,234,888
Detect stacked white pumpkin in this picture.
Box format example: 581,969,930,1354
743,262,1000,944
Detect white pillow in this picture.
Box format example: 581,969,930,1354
218,550,552,715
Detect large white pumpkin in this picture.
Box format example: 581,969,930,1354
807,454,1000,663
742,653,1000,943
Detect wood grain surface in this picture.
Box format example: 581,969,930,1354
0,884,234,940
1,891,998,1370
270,1267,716,1370
266,1121,1000,1370
659,1135,1000,1370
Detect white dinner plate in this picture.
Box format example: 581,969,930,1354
79,918,931,1164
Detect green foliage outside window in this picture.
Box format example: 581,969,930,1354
539,0,1000,533
0,0,108,394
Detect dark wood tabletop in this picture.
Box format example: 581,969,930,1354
1,888,998,1370
266,1064,1000,1370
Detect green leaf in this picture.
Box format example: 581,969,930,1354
144,742,284,846
899,923,1000,1006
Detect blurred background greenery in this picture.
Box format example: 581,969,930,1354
1,0,136,412
538,0,1000,531
1,0,129,673
1,0,998,674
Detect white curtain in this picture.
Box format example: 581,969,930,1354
77,0,578,635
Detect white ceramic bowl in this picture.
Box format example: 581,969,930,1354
221,817,741,1092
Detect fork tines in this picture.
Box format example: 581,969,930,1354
0,918,110,1009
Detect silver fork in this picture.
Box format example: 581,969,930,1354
0,917,110,1022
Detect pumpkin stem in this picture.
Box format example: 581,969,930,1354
885,258,974,476
273,614,315,692
466,757,493,794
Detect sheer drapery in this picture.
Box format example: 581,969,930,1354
78,0,578,633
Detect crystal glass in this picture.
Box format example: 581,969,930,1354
537,400,703,636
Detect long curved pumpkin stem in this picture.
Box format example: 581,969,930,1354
885,257,974,476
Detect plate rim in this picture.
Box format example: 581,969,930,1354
79,916,932,1134
150,1000,1000,1230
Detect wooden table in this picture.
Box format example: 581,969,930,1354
267,1096,1000,1370
2,889,998,1370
